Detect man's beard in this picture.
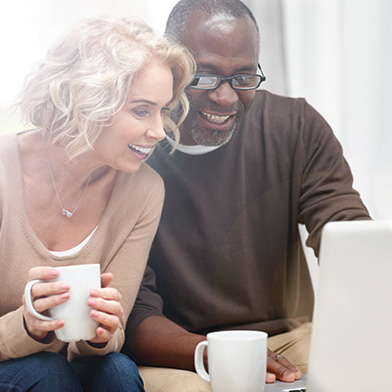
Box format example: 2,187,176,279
173,102,240,147
187,122,236,147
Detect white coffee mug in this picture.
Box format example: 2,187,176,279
24,264,101,342
194,330,268,392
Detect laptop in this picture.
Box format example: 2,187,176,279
265,220,392,391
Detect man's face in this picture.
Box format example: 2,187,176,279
177,12,259,146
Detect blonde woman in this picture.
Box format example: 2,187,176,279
0,16,194,391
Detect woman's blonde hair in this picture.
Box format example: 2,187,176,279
18,16,195,160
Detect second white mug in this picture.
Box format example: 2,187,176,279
24,263,101,342
194,330,268,392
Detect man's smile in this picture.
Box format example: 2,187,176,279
197,110,237,131
199,111,232,124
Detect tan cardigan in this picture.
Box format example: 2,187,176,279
0,132,164,361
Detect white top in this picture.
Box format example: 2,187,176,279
165,135,221,155
49,226,98,257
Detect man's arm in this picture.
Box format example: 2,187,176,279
130,315,205,370
130,315,301,383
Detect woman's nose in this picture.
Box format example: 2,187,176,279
147,116,166,141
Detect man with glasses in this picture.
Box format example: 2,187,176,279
123,0,370,390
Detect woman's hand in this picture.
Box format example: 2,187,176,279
87,273,124,344
23,266,70,342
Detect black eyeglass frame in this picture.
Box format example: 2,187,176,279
189,63,266,91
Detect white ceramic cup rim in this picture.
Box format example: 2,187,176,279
206,330,268,341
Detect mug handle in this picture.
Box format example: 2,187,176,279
194,341,210,382
24,279,53,321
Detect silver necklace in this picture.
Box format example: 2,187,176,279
42,137,91,218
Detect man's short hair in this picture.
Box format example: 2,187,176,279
165,0,260,47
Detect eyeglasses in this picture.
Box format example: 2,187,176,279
189,64,266,91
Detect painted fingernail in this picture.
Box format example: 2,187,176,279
87,298,97,306
49,269,58,276
90,290,99,296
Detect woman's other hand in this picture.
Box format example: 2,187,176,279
87,272,124,344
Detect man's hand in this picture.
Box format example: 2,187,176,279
266,348,302,383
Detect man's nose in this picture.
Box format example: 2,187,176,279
207,81,239,107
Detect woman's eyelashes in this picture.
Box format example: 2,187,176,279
131,105,171,119
160,107,171,116
132,106,150,118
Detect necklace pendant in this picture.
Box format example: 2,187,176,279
62,208,73,218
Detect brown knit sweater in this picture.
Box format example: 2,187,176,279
126,90,371,344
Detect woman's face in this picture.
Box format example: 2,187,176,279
92,61,173,173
